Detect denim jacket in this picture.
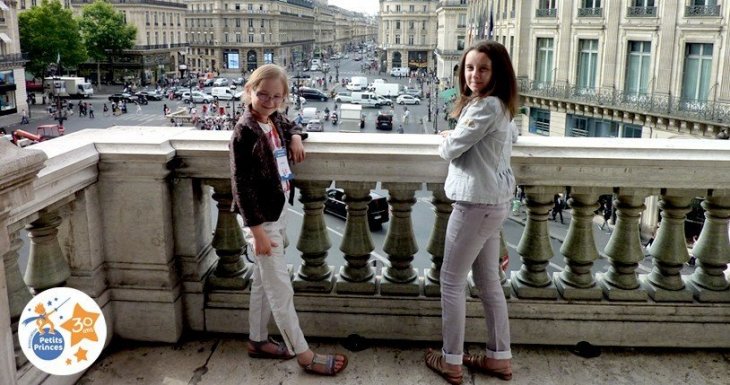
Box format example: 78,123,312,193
439,96,517,205
229,106,307,227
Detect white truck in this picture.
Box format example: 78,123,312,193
346,76,368,91
338,104,362,131
372,83,401,98
44,77,94,98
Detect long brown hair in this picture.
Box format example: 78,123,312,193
450,40,518,119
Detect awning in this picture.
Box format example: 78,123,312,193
0,33,11,43
440,88,457,102
0,1,8,11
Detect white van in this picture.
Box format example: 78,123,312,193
301,107,319,124
350,92,379,107
346,76,368,91
390,67,409,77
211,87,242,101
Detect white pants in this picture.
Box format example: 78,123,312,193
244,208,309,355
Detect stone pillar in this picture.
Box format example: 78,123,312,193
380,182,420,296
511,187,558,299
687,194,730,302
0,141,46,385
3,232,30,368
292,180,334,292
424,185,453,297
205,179,251,290
554,189,603,300
641,192,695,302
335,182,377,294
23,210,70,293
598,189,653,301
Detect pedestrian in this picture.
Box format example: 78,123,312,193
103,103,109,117
163,104,168,117
20,109,29,124
396,124,404,134
88,103,94,119
136,101,142,114
551,193,565,224
599,198,613,231
229,64,348,377
403,107,410,125
426,40,518,384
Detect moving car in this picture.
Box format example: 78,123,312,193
334,91,352,103
213,78,230,87
375,95,393,107
396,94,421,105
108,93,139,103
135,91,163,101
376,113,393,131
306,119,323,132
298,87,329,101
324,188,389,230
182,91,214,104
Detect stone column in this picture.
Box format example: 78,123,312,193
3,232,30,368
554,189,603,300
335,182,377,294
23,210,70,293
424,185,453,297
511,187,558,299
380,182,420,296
292,180,334,292
205,179,251,289
598,189,653,301
641,192,695,302
687,194,730,302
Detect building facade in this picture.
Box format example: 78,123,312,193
0,0,27,127
378,0,438,73
435,0,468,87
466,0,730,139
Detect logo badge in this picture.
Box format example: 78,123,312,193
18,287,107,375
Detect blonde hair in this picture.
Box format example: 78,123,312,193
241,64,290,108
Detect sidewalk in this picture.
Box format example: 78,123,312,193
78,332,729,385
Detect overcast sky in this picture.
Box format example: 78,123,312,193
328,0,378,15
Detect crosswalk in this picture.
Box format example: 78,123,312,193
104,113,168,125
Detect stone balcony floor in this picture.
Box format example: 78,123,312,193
77,333,730,385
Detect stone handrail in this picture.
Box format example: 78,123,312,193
2,127,730,385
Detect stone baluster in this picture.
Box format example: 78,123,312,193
23,210,70,293
687,194,730,302
424,184,453,297
511,187,558,299
381,182,420,296
292,180,334,292
4,231,31,368
554,189,603,300
205,179,251,289
598,189,653,300
642,192,695,301
335,182,377,294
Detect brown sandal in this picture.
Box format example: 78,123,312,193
463,353,512,381
300,353,348,376
247,337,295,360
424,348,463,385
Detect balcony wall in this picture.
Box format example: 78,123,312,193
1,127,730,385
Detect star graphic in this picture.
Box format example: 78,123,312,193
66,358,72,366
74,347,88,362
47,301,52,306
60,303,100,347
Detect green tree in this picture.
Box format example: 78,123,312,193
19,0,88,77
79,0,137,87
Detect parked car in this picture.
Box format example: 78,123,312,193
232,77,245,86
213,78,230,87
396,94,421,105
202,78,214,87
182,91,214,104
108,93,139,103
306,119,323,132
375,95,393,107
334,91,352,103
298,87,329,101
403,87,422,98
376,113,393,131
324,188,389,230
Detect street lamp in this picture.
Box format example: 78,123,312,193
334,59,340,83
52,77,65,130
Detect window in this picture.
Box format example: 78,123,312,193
458,13,466,27
529,108,551,135
225,33,229,43
576,39,599,90
224,18,228,28
154,12,158,25
409,5,414,12
235,3,240,10
632,0,655,4
396,21,401,29
625,41,651,96
422,21,426,30
408,35,414,45
510,36,515,58
247,33,252,43
146,32,150,45
261,19,264,28
621,124,643,138
539,0,557,8
681,43,713,102
248,3,253,10
396,5,401,11
395,34,401,44
457,36,465,50
582,0,601,7
409,21,414,30
535,38,554,85
145,11,150,25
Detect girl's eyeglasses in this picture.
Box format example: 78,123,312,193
255,92,284,103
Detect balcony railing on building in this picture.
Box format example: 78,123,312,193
70,0,187,9
518,78,730,126
627,6,657,17
536,8,558,17
3,129,730,385
0,52,28,65
685,5,721,17
578,7,603,17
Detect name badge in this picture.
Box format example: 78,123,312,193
273,147,294,181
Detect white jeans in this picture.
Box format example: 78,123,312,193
244,208,309,355
440,201,512,364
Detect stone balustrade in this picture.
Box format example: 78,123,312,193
2,127,730,385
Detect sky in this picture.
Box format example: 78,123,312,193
328,0,379,15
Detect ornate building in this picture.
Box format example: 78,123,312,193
435,0,468,86
378,0,438,73
0,0,27,127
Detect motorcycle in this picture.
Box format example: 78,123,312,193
324,108,330,121
331,112,338,125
